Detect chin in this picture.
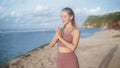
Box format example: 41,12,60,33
62,21,68,25
63,23,67,25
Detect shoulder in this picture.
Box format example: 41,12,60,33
73,28,80,33
71,28,80,36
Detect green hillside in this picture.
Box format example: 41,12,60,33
82,12,120,30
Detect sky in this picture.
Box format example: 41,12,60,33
0,0,120,31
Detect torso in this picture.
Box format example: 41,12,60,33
57,27,76,53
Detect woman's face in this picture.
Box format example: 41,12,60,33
60,10,72,25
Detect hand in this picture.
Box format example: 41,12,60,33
56,27,62,38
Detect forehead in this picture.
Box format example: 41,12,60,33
61,10,69,15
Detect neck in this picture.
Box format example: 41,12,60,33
64,22,73,29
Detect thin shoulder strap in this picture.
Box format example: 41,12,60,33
69,28,75,34
64,28,75,35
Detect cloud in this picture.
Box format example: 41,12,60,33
34,5,48,13
0,6,6,19
10,5,48,17
0,1,62,30
74,7,104,26
4,5,60,29
0,6,4,12
1,0,26,6
1,0,19,6
11,11,21,17
112,9,120,12
75,7,102,15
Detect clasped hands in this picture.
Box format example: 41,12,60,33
56,27,63,39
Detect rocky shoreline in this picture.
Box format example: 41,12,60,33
1,29,120,68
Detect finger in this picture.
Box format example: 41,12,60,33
56,30,59,33
56,28,59,32
58,27,61,30
57,26,59,29
57,27,60,31
56,31,59,36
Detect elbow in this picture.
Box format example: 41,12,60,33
69,47,76,52
48,43,53,48
70,45,77,51
49,45,54,48
48,45,52,48
71,48,75,52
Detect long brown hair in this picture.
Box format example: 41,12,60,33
61,7,78,29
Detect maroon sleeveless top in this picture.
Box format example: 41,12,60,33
57,28,75,47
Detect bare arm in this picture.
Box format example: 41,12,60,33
56,29,80,51
48,27,63,48
48,32,58,48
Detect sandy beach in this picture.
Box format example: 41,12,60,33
3,29,120,68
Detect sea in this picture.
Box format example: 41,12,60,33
0,28,103,64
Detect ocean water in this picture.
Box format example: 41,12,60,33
0,28,102,64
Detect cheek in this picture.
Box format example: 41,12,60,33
61,18,68,24
62,17,70,22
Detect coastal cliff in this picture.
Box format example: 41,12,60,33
1,30,120,68
82,12,120,30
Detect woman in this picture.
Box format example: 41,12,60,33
48,7,80,68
